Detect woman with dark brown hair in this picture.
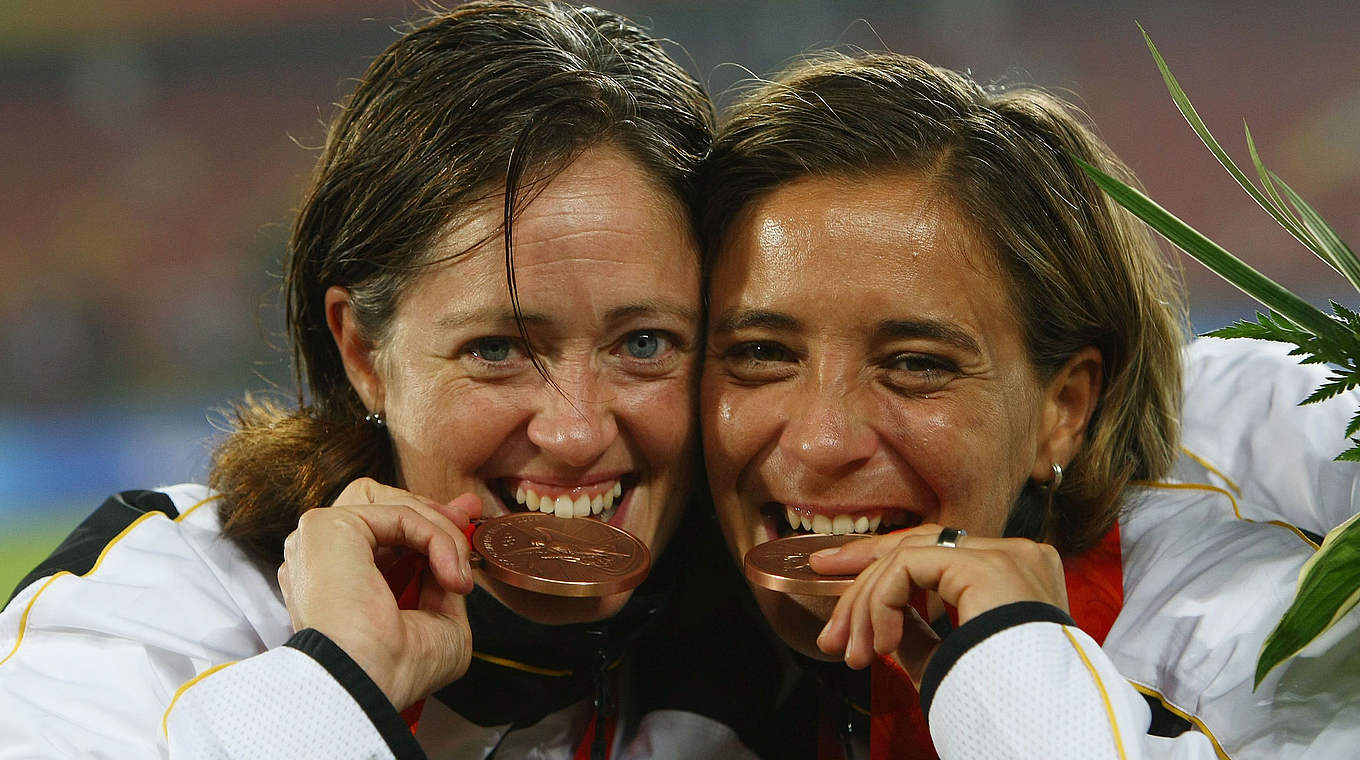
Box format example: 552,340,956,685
0,3,773,757
700,51,1360,758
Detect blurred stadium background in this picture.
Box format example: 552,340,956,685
3,0,1357,595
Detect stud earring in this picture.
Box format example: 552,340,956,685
364,410,385,428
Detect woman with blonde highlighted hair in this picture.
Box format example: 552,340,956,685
700,51,1360,758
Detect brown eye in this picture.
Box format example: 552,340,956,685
882,352,958,394
732,342,791,363
892,353,953,373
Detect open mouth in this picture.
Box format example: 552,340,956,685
763,503,922,538
494,475,636,522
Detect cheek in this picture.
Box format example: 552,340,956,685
616,374,697,473
879,395,1033,534
876,402,956,506
699,380,770,482
391,385,530,494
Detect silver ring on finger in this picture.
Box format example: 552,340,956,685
936,527,966,548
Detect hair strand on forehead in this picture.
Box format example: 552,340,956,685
211,0,713,564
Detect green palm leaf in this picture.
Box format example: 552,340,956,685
1089,30,1360,691
1078,160,1357,351
1256,514,1360,687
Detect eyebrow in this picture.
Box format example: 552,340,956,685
711,309,981,354
710,309,802,335
434,301,698,330
434,308,548,330
875,319,981,355
604,301,700,326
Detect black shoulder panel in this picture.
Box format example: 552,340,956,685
7,490,179,604
1142,691,1194,737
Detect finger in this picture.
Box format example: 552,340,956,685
335,478,472,527
843,554,893,668
843,551,908,671
868,543,1063,624
335,504,474,595
808,523,942,574
830,546,899,668
868,553,916,657
333,477,415,507
335,492,476,593
436,492,484,526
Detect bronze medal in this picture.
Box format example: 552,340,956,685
471,512,650,597
744,533,869,595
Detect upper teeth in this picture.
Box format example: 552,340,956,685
785,506,883,535
514,480,623,519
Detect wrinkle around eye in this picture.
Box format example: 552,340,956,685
719,340,799,383
612,329,691,378
455,335,534,375
880,354,960,395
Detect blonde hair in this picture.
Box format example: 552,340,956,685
700,53,1186,553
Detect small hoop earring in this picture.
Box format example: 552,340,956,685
1044,462,1064,516
364,410,386,428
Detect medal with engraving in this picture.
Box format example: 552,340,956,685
470,512,650,597
744,533,869,595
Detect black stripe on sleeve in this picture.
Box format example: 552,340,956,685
285,628,428,760
919,601,1074,718
1143,692,1194,737
8,489,179,604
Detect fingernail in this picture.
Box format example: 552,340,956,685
812,547,841,559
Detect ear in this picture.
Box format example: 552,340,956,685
1031,346,1103,481
324,285,384,413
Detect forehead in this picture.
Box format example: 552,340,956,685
416,146,700,303
710,173,1010,324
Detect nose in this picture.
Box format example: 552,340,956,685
778,379,879,476
526,371,618,468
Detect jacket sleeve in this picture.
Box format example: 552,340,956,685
922,599,1360,759
1178,337,1360,534
163,629,423,759
0,496,422,759
922,604,1217,759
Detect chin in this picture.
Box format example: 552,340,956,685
749,584,841,661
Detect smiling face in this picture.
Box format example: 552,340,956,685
703,172,1067,568
334,144,700,621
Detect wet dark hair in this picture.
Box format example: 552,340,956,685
700,52,1185,554
211,1,713,564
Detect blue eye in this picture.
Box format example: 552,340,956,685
624,331,665,359
472,337,513,362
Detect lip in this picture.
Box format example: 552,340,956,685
512,472,630,491
782,502,906,516
489,473,638,524
760,500,923,539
